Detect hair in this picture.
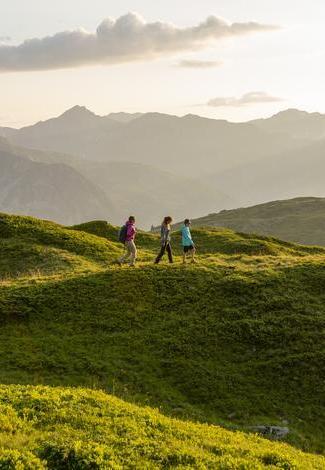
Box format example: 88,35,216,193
163,216,173,225
184,219,190,225
129,216,135,222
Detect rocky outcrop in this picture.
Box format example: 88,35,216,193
251,425,289,440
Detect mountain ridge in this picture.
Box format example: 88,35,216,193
0,144,116,225
0,136,233,227
2,106,325,227
174,197,325,246
0,106,311,177
2,106,325,131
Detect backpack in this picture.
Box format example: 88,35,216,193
118,224,128,244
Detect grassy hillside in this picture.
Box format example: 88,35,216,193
0,213,324,458
0,385,324,469
179,197,325,246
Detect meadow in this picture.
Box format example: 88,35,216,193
0,213,324,467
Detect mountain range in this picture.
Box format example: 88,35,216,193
0,138,116,225
0,106,306,176
2,106,325,227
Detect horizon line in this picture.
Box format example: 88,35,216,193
1,105,322,130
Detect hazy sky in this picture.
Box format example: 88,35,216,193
0,0,324,127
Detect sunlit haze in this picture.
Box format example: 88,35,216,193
1,0,324,127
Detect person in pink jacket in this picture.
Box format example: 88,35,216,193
119,216,137,267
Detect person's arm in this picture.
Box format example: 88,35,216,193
161,225,165,243
184,227,193,244
161,225,168,244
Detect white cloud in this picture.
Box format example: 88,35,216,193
0,13,278,72
207,91,284,107
178,59,222,68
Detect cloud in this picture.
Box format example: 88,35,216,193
0,12,278,72
0,36,11,43
178,59,222,68
207,91,284,107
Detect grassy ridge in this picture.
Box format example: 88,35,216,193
0,213,121,265
175,197,325,246
0,214,324,457
0,384,324,469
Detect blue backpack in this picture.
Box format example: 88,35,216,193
118,225,127,244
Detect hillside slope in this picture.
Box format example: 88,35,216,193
0,135,233,229
74,160,234,228
0,214,324,454
179,197,325,246
209,138,325,208
0,142,116,225
0,384,324,469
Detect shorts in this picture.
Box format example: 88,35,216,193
183,245,194,253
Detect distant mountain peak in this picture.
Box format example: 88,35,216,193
271,108,324,121
60,105,97,119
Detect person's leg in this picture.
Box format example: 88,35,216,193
182,248,186,264
129,241,137,266
167,243,173,263
121,241,133,263
155,243,166,264
119,243,129,263
191,246,196,263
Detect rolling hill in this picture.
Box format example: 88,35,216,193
0,384,324,469
0,213,324,456
178,197,325,246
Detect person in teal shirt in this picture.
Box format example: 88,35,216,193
181,219,196,264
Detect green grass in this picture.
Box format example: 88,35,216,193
0,214,121,266
0,214,324,463
0,384,324,469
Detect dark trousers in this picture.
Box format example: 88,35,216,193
155,242,173,264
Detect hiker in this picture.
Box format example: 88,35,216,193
155,216,173,264
181,219,196,264
118,216,137,267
